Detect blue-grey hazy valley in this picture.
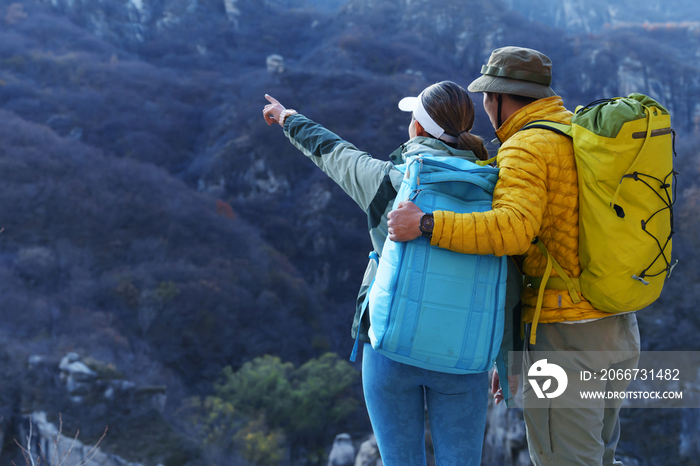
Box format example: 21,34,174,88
0,0,699,465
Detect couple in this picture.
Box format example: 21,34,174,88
264,46,639,466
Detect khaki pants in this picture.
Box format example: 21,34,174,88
523,313,640,466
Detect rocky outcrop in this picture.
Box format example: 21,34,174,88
40,0,152,43
505,0,613,33
39,0,218,43
51,353,167,412
17,411,143,466
328,433,355,466
505,0,700,34
223,0,241,27
339,0,504,69
482,398,530,466
354,435,382,466
12,353,168,464
327,434,382,466
38,0,327,45
267,54,285,74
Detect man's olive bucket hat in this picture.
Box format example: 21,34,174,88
468,46,557,100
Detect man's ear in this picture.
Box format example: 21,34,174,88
414,119,429,137
485,92,500,103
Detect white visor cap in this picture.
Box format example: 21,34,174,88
398,91,458,144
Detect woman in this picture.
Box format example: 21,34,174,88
263,81,497,465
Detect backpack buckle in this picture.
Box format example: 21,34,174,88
631,274,650,285
667,260,679,278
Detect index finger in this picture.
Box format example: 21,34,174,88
265,94,280,105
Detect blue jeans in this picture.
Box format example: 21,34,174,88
362,343,488,466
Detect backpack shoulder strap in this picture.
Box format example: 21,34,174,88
475,156,497,167
517,120,579,344
520,120,573,138
524,238,581,345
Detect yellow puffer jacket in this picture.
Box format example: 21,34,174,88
432,96,609,324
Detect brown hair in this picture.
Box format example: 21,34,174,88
504,93,538,106
421,81,489,161
485,91,538,107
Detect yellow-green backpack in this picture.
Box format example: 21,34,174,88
522,94,677,341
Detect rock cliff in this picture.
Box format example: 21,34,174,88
17,412,142,466
507,0,700,34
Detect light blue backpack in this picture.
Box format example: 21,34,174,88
351,154,507,374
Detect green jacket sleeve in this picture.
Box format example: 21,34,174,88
283,114,404,345
283,114,399,211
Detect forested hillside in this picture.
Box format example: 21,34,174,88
1,0,699,464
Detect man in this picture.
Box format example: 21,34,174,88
387,46,640,466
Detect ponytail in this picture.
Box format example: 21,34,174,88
421,81,490,161
458,132,489,161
